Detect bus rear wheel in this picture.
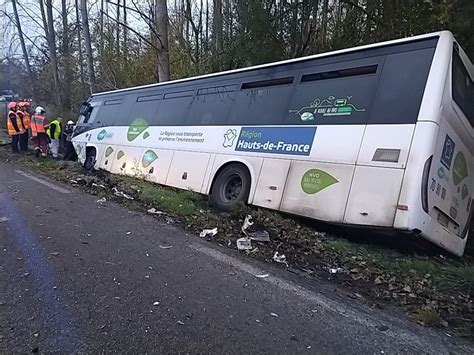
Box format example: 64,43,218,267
210,163,251,212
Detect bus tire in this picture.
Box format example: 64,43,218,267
210,163,251,212
84,148,96,172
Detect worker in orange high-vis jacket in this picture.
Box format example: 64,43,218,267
18,102,31,152
6,102,24,153
30,106,49,157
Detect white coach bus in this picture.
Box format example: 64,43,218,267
73,31,473,256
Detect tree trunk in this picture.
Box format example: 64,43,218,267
213,0,223,54
75,0,86,94
321,0,329,48
61,0,72,111
116,0,121,54
100,0,104,56
123,0,128,59
80,0,97,93
45,0,61,107
11,0,37,102
155,0,171,82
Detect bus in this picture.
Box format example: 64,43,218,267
73,31,473,256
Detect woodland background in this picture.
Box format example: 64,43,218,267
1,0,473,117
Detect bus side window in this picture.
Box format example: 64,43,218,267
228,76,296,125
369,47,435,125
188,85,236,125
452,49,474,127
286,60,380,125
158,90,194,125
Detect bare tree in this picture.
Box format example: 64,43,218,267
61,0,72,110
43,0,61,106
155,0,170,81
11,0,37,101
74,0,86,94
80,0,97,92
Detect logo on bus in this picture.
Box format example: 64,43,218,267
289,95,366,121
233,127,316,156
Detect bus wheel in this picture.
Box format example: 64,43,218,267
84,148,96,172
211,163,251,212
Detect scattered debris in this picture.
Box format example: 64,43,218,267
147,208,164,215
50,252,60,256
255,319,261,323
273,251,288,266
236,237,253,250
328,267,343,274
0,217,9,223
241,215,254,233
376,325,389,332
199,227,218,238
159,245,173,249
177,320,185,325
92,182,107,189
248,231,271,242
270,312,279,318
33,333,39,338
126,231,132,235
254,273,269,278
112,187,134,200
23,272,30,277
153,301,160,306
96,197,107,204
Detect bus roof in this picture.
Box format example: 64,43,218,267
92,31,450,98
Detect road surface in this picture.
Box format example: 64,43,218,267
0,160,470,353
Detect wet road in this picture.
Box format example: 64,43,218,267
0,160,470,353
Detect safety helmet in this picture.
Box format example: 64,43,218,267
8,102,17,109
67,120,74,125
35,106,45,114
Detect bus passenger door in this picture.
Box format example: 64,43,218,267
253,158,291,210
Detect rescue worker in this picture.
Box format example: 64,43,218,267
47,116,62,158
30,106,49,157
7,102,24,153
63,120,77,161
17,102,30,152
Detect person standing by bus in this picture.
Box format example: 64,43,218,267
47,117,62,159
6,102,24,153
63,120,77,161
18,102,31,152
30,106,49,157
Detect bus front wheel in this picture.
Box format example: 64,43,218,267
84,148,96,172
210,163,251,212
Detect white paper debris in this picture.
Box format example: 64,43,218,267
254,274,269,278
159,245,173,249
199,227,218,238
241,215,254,233
96,197,107,204
236,237,253,250
272,251,287,266
147,208,164,215
0,217,9,223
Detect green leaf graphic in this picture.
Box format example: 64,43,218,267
452,152,468,185
143,132,150,140
142,150,158,168
117,150,125,160
301,169,338,194
127,118,149,142
105,146,114,157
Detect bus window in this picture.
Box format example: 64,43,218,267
286,61,380,125
158,90,194,125
188,85,236,125
369,47,435,124
452,49,474,127
132,95,162,125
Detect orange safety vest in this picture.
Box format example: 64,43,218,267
30,114,47,134
19,110,30,130
16,110,27,131
7,110,24,136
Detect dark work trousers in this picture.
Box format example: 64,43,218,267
11,135,20,153
19,131,29,151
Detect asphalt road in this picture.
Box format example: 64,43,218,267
0,160,471,353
